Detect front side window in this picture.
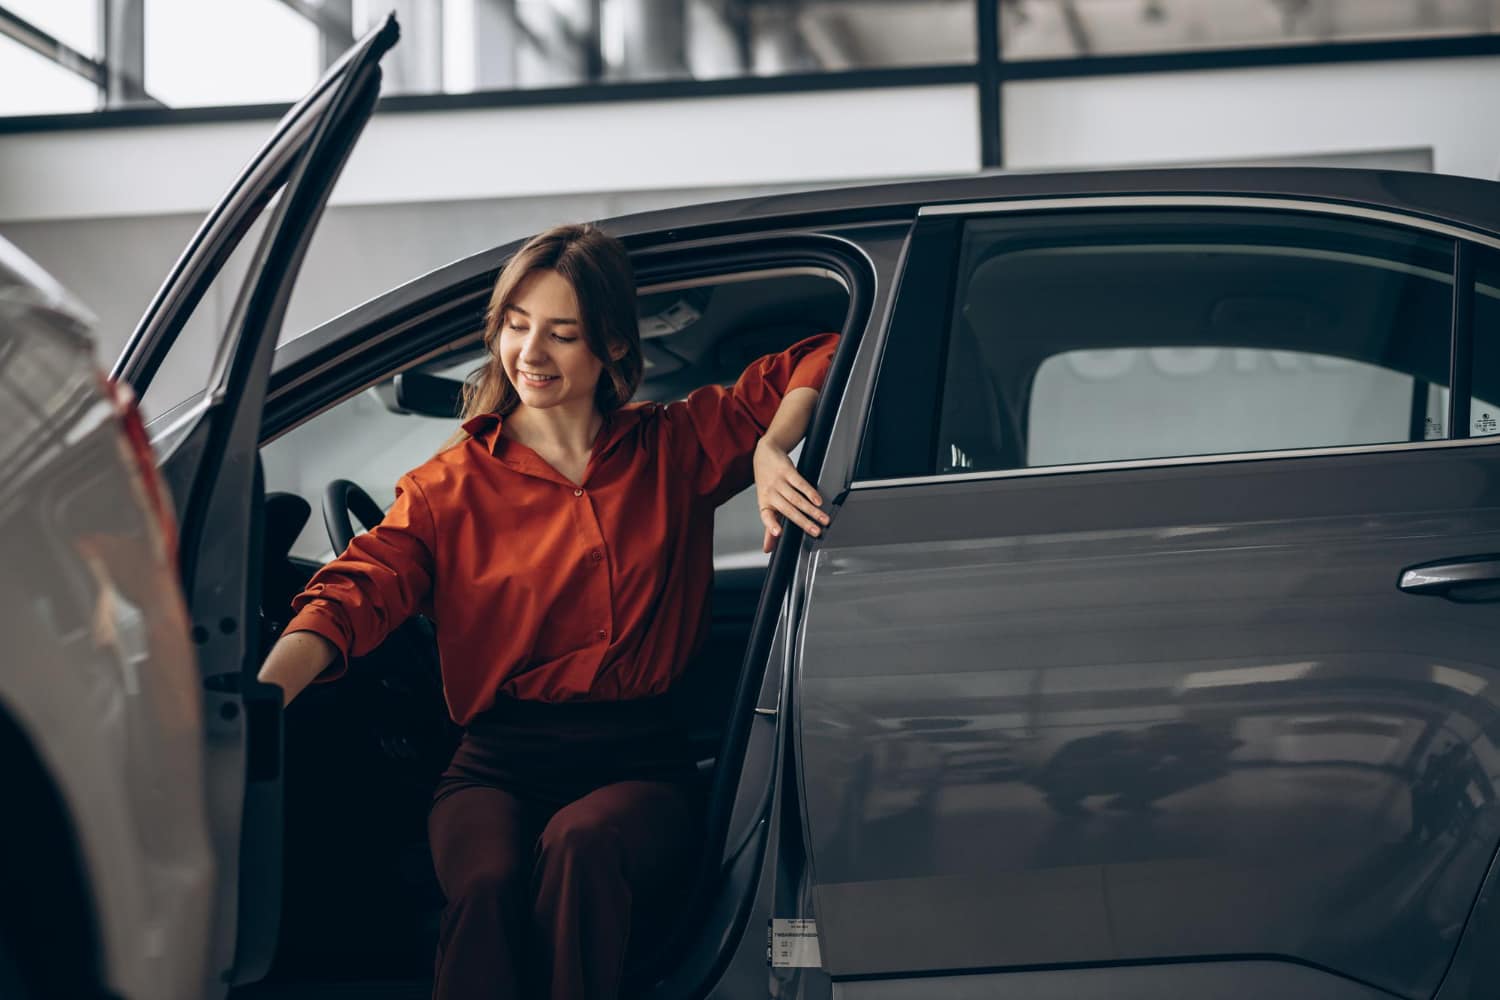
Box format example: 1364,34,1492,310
263,268,846,564
931,210,1458,475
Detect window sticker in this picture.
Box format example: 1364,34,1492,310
768,918,822,968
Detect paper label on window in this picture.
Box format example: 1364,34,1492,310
768,918,822,968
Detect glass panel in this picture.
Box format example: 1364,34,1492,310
261,346,800,568
1028,348,1418,466
1473,247,1500,439
144,0,320,106
4,0,100,57
0,36,99,116
267,267,845,566
118,0,973,108
139,195,279,427
262,381,460,561
448,0,977,92
937,211,1455,473
1001,0,1500,61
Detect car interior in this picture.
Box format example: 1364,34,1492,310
240,267,851,993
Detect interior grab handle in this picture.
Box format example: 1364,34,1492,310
1398,555,1500,603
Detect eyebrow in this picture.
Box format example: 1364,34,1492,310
506,304,579,325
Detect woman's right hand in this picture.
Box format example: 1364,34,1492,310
257,630,340,706
753,431,829,552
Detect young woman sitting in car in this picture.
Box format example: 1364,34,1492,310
256,223,837,1000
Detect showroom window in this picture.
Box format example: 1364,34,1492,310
998,0,1500,61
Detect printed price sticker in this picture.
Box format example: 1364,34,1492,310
768,918,821,968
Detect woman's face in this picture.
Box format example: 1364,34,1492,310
499,268,606,415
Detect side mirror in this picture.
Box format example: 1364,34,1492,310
374,371,464,418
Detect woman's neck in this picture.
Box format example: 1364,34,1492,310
504,401,604,457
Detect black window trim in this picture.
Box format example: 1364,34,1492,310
1450,242,1476,440
852,193,1500,490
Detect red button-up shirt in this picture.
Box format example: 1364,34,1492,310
283,333,838,725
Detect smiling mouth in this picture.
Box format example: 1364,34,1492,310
519,371,559,385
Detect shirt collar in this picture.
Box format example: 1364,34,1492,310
460,403,650,465
459,411,505,456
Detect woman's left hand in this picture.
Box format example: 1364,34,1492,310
753,438,831,553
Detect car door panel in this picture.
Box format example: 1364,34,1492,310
801,445,1500,995
108,17,398,990
795,201,1500,998
831,960,1396,1000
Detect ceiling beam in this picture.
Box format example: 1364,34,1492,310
1060,0,1091,55
0,5,105,86
273,0,356,47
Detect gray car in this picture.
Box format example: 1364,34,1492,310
7,13,1500,1000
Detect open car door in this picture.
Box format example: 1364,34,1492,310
108,15,398,991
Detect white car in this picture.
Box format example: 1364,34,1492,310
0,20,401,1000
1,229,218,997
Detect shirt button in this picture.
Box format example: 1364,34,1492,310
573,488,584,497
597,629,607,640
590,548,603,563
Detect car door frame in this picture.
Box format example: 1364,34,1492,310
791,191,1500,997
107,15,399,989
250,219,907,995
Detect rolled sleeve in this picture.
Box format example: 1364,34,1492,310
663,332,838,504
282,473,437,682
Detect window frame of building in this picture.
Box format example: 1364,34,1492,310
5,1,1500,173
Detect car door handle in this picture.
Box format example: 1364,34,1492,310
1398,555,1500,603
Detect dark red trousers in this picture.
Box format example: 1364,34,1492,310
428,696,701,1000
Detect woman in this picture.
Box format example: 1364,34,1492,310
256,223,838,1000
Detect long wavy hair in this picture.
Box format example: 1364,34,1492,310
439,224,643,452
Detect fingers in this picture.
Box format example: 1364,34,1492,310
783,470,823,511
755,448,833,545
760,446,823,508
759,502,781,542
760,485,830,539
773,485,828,536
777,471,830,529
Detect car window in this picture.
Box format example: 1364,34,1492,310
138,203,279,428
933,211,1458,474
262,355,804,567
260,380,459,562
1026,348,1441,467
262,267,846,564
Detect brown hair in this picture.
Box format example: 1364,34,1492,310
439,223,642,452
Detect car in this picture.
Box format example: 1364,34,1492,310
6,11,1500,1000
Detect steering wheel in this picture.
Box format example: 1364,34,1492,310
323,479,389,556
322,479,457,772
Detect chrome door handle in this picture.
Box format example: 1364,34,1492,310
1398,555,1500,602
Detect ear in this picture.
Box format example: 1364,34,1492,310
607,340,629,361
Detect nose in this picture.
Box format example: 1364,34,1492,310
519,328,550,366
